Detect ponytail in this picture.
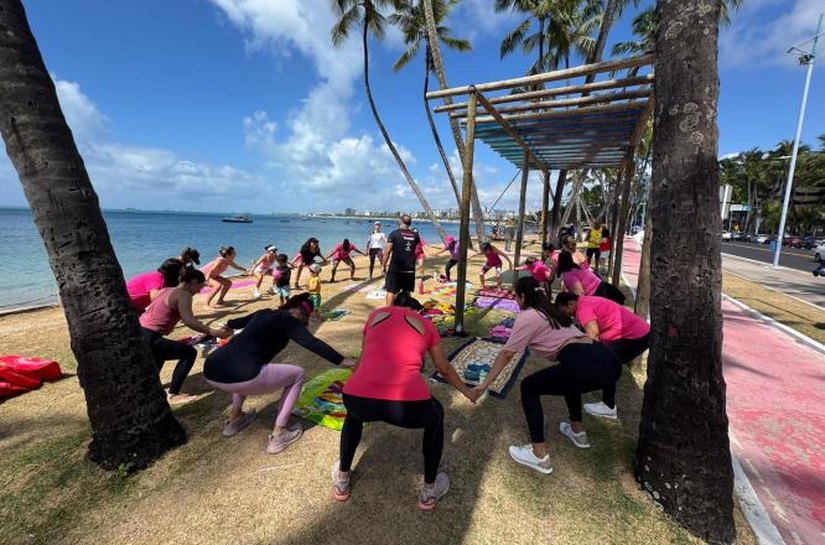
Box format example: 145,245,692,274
515,277,571,329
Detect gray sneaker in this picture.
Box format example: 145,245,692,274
559,421,590,449
266,427,303,454
222,410,256,437
418,472,450,511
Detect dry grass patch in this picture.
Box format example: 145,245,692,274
0,251,758,545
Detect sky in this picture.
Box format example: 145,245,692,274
0,0,823,214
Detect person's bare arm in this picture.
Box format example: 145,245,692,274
174,292,231,337
429,343,478,402
476,348,517,393
381,242,394,268
148,289,162,302
570,280,585,296
228,258,247,272
583,320,600,341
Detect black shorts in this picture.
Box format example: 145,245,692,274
586,247,601,261
385,269,415,294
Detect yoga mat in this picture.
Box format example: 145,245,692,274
476,288,515,299
473,296,521,314
321,309,349,322
432,338,528,399
423,281,472,299
366,289,386,300
292,368,352,431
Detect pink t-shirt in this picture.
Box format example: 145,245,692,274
484,250,503,268
576,295,650,342
503,308,584,361
527,261,552,282
549,250,561,266
562,266,601,295
344,307,440,401
202,258,229,278
126,270,165,311
333,243,359,261
139,288,181,336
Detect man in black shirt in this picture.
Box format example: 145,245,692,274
381,213,420,306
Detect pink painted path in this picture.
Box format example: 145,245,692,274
622,238,825,545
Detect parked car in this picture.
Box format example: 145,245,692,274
800,236,818,250
721,230,732,241
731,232,747,242
755,233,771,244
815,244,825,262
783,235,802,248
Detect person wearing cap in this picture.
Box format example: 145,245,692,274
178,247,200,270
366,221,388,279
381,214,420,307
203,292,357,454
250,244,279,298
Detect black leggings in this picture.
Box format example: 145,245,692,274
340,394,444,484
141,327,197,395
600,333,650,407
368,248,383,277
445,259,458,281
521,343,621,443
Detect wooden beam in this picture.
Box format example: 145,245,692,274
472,88,550,173
513,153,530,287
426,54,654,100
629,94,655,148
540,170,550,251
434,75,654,114
451,89,652,119
472,101,648,124
454,91,477,334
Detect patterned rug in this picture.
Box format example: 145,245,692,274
292,368,352,431
473,296,521,314
431,338,528,399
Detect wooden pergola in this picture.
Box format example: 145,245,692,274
426,54,655,332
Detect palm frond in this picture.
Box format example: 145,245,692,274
500,17,532,59
331,5,362,47
440,35,471,52
393,40,420,71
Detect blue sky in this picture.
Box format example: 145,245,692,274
0,0,822,213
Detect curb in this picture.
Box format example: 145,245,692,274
731,448,788,545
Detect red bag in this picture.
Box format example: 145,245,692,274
0,380,29,398
0,367,41,390
0,356,63,382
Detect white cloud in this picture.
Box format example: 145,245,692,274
720,0,823,69
54,78,109,140
453,0,520,39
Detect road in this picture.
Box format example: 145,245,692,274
721,241,816,272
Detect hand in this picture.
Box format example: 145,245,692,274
464,386,483,403
340,357,358,369
211,326,233,338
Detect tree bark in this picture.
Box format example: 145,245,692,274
585,0,620,86
635,183,652,318
421,0,485,242
361,12,447,242
0,0,186,471
549,169,568,243
540,169,550,249
611,154,634,286
635,1,734,542
423,49,461,207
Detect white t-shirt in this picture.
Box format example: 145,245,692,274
367,232,388,250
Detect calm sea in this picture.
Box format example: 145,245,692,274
0,208,456,311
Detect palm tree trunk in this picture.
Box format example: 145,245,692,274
0,0,186,471
360,17,447,242
635,1,734,542
550,169,568,240
634,181,652,318
423,49,460,207
585,0,620,85
421,0,484,243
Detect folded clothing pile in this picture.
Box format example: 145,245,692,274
0,355,63,398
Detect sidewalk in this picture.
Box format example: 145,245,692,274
622,239,825,545
722,254,825,309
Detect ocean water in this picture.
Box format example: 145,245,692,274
0,208,456,311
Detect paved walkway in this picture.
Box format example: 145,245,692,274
722,253,825,309
622,239,825,545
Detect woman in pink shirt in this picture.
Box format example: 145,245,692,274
202,246,248,307
515,257,553,294
325,238,366,282
474,242,512,289
332,292,476,510
476,277,622,475
557,251,626,305
126,258,183,311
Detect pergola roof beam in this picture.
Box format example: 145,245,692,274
472,102,646,125
451,89,652,119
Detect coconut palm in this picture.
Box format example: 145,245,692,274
331,0,448,242
390,0,471,208
0,0,186,471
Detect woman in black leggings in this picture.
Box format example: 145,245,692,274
476,277,621,475
332,292,477,510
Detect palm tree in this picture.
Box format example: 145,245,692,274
390,0,470,208
635,0,735,541
331,0,448,242
0,0,186,471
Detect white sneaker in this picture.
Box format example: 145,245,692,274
583,401,618,420
508,444,553,474
559,421,590,449
253,288,261,298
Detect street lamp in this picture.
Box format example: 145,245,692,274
773,14,823,267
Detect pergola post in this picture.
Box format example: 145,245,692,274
611,151,636,286
454,90,477,334
513,152,530,288
540,169,550,251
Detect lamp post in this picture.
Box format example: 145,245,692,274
773,14,823,267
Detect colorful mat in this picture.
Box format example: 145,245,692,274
321,309,349,322
432,338,528,399
476,288,515,299
292,368,352,431
423,281,472,299
473,296,521,314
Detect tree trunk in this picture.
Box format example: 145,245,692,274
361,16,447,242
635,181,652,318
611,154,634,286
550,169,568,243
635,1,734,542
0,0,186,471
540,170,550,250
421,0,485,242
585,0,620,86
423,49,460,207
